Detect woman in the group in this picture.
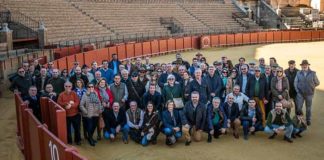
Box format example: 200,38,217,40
95,78,114,140
271,67,290,110
41,84,58,101
145,72,161,94
74,79,88,139
140,102,160,146
61,69,69,81
220,68,229,101
79,83,103,146
162,100,182,146
226,68,238,95
162,75,183,110
207,97,224,142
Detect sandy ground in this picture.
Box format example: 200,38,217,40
0,41,324,160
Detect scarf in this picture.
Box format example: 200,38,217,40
276,77,283,92
99,86,109,103
89,92,100,104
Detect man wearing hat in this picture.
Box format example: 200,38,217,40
195,52,203,62
294,60,320,126
172,53,190,69
126,72,145,110
213,61,223,76
284,60,299,101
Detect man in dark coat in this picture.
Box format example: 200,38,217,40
240,99,264,140
126,72,145,109
103,102,128,142
47,69,65,95
222,94,241,139
236,64,252,94
142,84,164,113
181,91,207,146
158,63,182,88
69,66,89,88
203,65,223,101
23,86,41,121
188,68,209,104
34,68,50,94
246,66,269,126
10,67,33,98
284,60,299,100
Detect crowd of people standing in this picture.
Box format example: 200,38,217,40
10,52,320,146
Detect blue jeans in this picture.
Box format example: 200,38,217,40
163,128,182,139
293,127,306,134
296,93,313,121
105,124,129,141
242,120,264,137
264,124,294,138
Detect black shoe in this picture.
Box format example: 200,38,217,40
244,135,248,140
307,121,311,126
268,133,277,139
185,141,191,146
296,132,303,138
291,134,296,139
88,138,95,146
97,136,102,141
284,136,293,143
75,141,81,146
165,139,172,146
251,131,256,135
207,134,212,143
151,139,157,145
213,133,220,139
233,133,239,139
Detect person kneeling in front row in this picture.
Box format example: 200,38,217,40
240,99,264,140
162,100,182,146
104,102,129,144
264,102,294,143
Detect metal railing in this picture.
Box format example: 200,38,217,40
232,12,250,29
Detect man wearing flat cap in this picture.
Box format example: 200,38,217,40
284,60,299,102
294,60,320,126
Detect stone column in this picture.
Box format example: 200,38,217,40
38,21,48,49
0,23,13,51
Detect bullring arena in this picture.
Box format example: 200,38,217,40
1,0,324,160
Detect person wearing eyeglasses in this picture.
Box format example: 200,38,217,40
188,68,209,104
258,58,266,74
162,74,183,109
79,83,103,146
246,66,269,127
207,97,225,142
158,63,182,89
203,65,223,102
240,99,263,140
235,64,252,94
41,84,57,102
294,60,320,126
57,81,81,145
10,67,33,98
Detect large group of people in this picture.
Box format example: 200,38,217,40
10,52,320,147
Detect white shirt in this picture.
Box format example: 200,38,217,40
225,92,249,111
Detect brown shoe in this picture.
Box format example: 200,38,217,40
233,133,239,139
123,139,129,144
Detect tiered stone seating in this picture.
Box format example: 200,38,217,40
3,0,115,43
181,3,246,31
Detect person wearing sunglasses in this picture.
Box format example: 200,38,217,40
235,64,252,95
246,66,268,127
10,67,33,98
80,83,103,146
57,81,81,145
271,67,290,111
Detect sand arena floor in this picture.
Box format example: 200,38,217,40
0,42,323,160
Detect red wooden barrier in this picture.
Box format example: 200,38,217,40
290,31,302,42
320,30,324,40
183,36,192,49
57,57,67,71
15,94,28,152
226,34,235,46
273,31,282,43
151,40,159,55
282,31,290,42
83,50,97,66
210,35,219,47
117,44,127,60
167,38,176,52
191,36,200,49
66,55,76,71
175,38,184,51
75,53,85,67
159,39,167,53
258,32,267,43
142,41,152,56
219,34,227,46
108,46,117,60
300,31,312,41
25,109,43,160
126,43,135,58
266,32,274,43
48,99,68,143
242,33,251,44
234,33,243,45
40,97,50,128
134,43,143,58
311,30,320,40
250,32,258,44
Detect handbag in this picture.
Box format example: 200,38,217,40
169,88,184,109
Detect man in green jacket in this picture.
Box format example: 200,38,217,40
264,102,294,143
